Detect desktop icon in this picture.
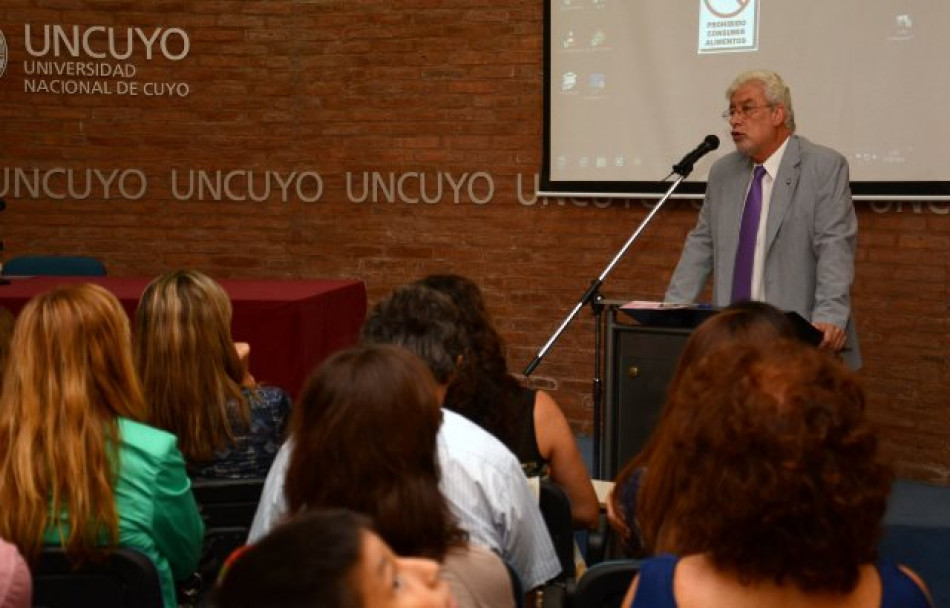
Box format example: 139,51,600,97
562,71,578,91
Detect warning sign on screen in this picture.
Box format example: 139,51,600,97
698,0,758,54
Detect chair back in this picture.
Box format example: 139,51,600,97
570,559,641,608
2,255,106,276
191,478,266,529
32,546,164,608
188,477,266,591
539,478,576,581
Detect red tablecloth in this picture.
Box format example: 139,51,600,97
0,276,367,398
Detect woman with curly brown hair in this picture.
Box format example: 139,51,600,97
623,340,931,607
608,300,796,554
0,284,203,608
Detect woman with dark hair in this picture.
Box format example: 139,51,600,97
216,509,454,608
0,284,203,608
135,269,291,479
418,274,599,529
607,300,796,554
623,340,931,607
259,343,514,608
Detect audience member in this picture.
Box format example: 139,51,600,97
254,343,514,607
0,284,203,608
217,509,454,608
135,269,291,479
607,301,796,554
358,283,561,590
0,537,30,608
418,274,599,529
623,340,931,607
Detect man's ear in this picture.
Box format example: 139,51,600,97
772,104,786,127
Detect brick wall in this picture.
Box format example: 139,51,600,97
1,2,947,482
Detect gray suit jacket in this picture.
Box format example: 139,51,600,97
665,135,861,368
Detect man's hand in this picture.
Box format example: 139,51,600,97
812,322,846,352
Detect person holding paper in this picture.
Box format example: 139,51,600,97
665,69,860,368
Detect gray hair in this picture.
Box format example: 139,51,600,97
360,283,467,384
727,70,795,133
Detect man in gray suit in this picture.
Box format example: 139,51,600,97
666,70,860,368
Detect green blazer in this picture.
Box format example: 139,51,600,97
45,418,204,608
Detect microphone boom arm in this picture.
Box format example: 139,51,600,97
522,172,688,376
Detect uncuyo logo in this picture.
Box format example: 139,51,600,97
0,29,8,78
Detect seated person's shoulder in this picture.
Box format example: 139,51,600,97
118,417,178,452
890,564,933,606
245,384,291,406
439,408,521,464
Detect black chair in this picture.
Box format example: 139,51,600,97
191,477,266,530
569,559,641,608
2,255,106,276
539,478,576,582
32,546,164,608
186,477,266,602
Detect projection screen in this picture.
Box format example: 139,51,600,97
541,0,950,199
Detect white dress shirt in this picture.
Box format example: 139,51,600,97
436,409,560,590
749,136,789,301
248,409,560,590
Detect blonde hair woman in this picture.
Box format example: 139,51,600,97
135,270,291,479
0,284,204,608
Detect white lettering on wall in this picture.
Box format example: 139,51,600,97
870,201,949,215
295,172,323,203
24,24,190,61
346,172,495,204
142,82,190,96
23,61,136,77
169,170,324,203
0,167,146,200
1,166,947,212
467,172,493,205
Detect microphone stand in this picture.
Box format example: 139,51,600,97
522,172,689,478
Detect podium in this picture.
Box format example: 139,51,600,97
600,302,716,478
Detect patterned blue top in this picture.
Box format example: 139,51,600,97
189,385,292,480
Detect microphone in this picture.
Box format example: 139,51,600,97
672,135,720,177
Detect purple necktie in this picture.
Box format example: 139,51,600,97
731,165,767,303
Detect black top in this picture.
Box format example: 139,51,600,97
514,388,548,478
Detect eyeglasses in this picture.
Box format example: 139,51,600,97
721,104,772,121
